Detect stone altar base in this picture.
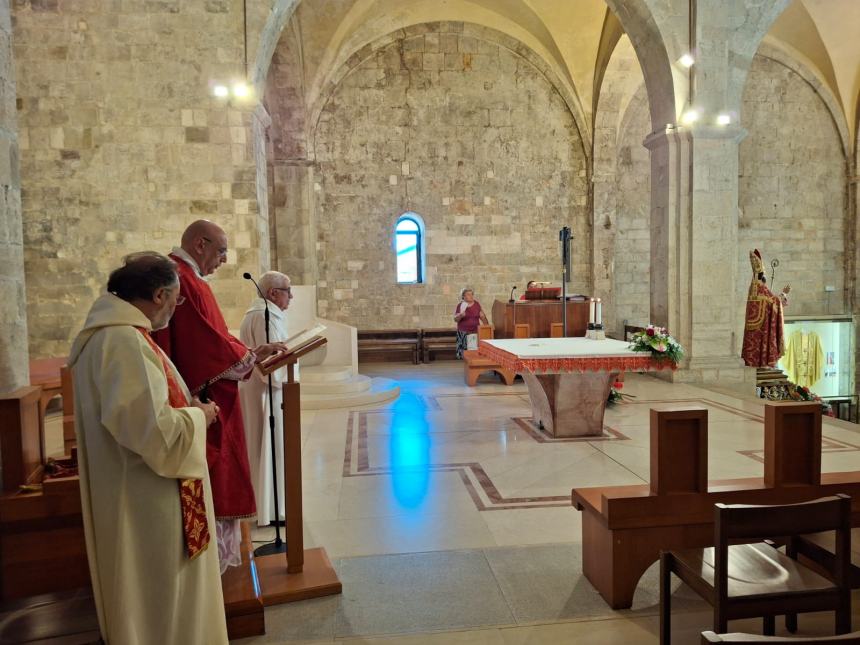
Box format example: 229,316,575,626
523,371,619,437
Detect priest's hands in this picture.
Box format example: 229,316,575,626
252,343,282,362
191,397,219,427
782,284,791,294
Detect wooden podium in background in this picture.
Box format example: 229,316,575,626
254,336,343,605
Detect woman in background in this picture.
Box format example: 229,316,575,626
454,287,489,359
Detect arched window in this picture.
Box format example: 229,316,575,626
395,214,424,284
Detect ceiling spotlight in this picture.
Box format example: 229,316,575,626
679,53,695,68
717,113,731,126
681,109,699,125
232,82,250,99
213,85,229,98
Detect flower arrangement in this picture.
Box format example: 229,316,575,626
607,380,635,406
628,325,684,365
760,383,834,417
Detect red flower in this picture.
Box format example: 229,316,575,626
646,328,655,337
613,381,623,389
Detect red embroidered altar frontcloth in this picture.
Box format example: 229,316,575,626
478,338,674,374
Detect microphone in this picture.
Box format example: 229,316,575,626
509,285,517,303
243,272,265,300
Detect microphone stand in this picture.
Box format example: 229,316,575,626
559,227,571,337
244,273,286,557
508,286,517,303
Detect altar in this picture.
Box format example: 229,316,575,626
478,337,671,437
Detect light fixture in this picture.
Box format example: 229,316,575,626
679,53,695,68
213,85,229,98
716,113,731,126
232,82,250,99
680,109,699,125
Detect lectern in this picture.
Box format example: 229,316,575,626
253,336,343,604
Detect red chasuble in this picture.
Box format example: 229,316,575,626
152,256,257,520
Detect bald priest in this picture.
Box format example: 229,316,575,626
153,220,280,572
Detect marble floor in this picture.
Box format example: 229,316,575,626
235,362,860,644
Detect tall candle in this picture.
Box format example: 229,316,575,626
596,299,602,326
589,298,595,324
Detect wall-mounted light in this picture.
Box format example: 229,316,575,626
232,82,250,99
680,109,699,125
211,81,255,103
679,53,695,68
716,113,731,126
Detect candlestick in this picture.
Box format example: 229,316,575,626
596,299,602,326
589,298,595,324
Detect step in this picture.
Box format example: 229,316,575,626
301,377,400,410
301,374,373,395
300,365,354,383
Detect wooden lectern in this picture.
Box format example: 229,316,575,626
253,336,343,605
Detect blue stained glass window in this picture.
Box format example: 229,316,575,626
395,216,422,284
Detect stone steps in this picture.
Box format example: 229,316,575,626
299,364,399,409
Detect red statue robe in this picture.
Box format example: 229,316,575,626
153,256,256,520
742,280,785,368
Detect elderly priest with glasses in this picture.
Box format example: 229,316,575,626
238,271,296,528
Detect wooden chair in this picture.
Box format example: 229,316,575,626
702,631,860,643
478,324,494,341
514,323,530,339
660,495,853,645
550,322,564,338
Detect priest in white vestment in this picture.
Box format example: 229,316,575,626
69,253,228,645
239,270,295,527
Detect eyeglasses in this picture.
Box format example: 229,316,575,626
272,287,292,295
202,236,228,257
175,295,186,305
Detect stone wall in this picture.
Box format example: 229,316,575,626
14,1,265,358
613,86,651,331
601,52,847,342
738,54,847,317
310,26,588,328
0,0,26,393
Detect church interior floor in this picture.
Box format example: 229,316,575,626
37,362,860,644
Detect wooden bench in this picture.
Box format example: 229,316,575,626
421,328,458,362
571,402,860,610
463,326,515,386
357,329,421,364
463,350,515,386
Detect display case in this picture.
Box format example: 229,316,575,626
778,315,855,412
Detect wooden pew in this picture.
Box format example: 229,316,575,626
421,328,458,362
0,386,89,601
571,402,860,610
357,329,421,364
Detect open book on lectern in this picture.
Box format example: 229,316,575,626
256,323,327,375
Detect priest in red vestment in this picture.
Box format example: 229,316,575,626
153,220,279,572
742,249,791,368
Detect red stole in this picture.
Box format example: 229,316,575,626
152,256,257,520
742,281,785,368
136,328,210,560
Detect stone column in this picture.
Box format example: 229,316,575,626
646,124,752,385
0,0,27,394
271,160,318,285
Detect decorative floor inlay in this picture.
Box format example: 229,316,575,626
343,410,572,510
512,416,629,443
739,434,860,464
336,392,828,511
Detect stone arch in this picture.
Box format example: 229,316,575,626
307,21,590,165
737,48,850,321
600,0,675,133
592,35,648,335
309,26,590,327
